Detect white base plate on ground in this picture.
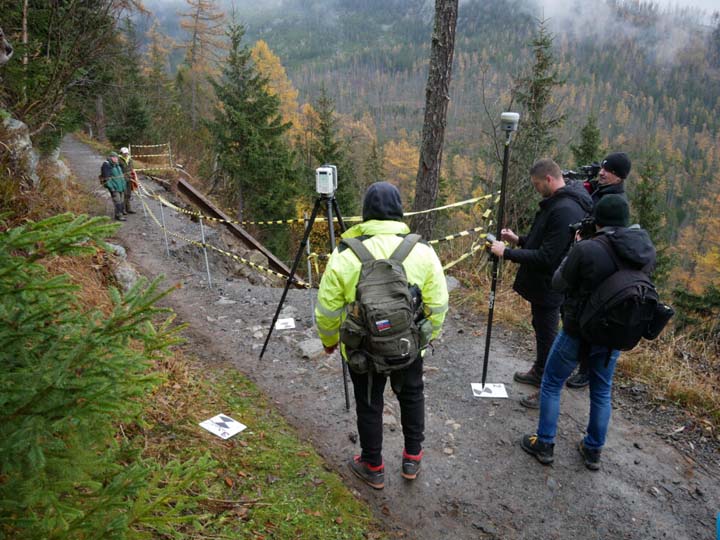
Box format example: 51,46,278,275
275,318,296,329
199,414,247,439
471,383,508,399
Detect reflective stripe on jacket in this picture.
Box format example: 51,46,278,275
315,219,449,358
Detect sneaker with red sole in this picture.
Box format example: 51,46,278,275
349,456,384,489
401,449,423,480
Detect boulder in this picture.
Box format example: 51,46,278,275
114,260,140,293
1,116,39,188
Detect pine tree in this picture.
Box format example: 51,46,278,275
503,18,565,230
143,19,179,142
0,213,215,539
94,17,152,148
178,0,226,128
108,94,151,147
207,24,300,253
631,155,672,286
312,86,358,214
570,113,602,168
0,1,122,143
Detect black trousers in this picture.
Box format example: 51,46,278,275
348,355,424,467
531,303,560,373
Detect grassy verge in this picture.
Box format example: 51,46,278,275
618,337,720,429
37,244,386,539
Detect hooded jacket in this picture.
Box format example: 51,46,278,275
315,185,448,359
101,155,126,192
590,180,627,205
504,182,593,307
552,226,657,336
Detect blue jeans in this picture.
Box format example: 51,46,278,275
536,330,620,450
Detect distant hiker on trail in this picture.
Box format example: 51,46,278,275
100,151,127,221
118,146,137,215
520,195,656,470
315,181,449,490
566,151,632,390
489,158,592,409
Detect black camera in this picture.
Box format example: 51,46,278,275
569,216,596,239
562,162,601,181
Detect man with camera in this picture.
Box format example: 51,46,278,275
490,158,592,407
520,194,656,470
315,181,448,490
566,151,631,389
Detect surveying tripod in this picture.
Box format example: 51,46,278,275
259,194,351,410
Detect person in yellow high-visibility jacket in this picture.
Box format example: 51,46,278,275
315,182,448,490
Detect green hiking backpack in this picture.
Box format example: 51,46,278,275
339,233,432,376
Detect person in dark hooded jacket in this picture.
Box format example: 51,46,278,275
520,195,656,470
315,182,448,490
566,151,632,389
100,152,127,221
490,159,593,404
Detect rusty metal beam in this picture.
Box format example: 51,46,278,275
170,173,296,285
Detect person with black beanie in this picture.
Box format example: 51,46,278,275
566,152,632,389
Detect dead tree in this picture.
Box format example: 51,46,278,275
411,0,458,239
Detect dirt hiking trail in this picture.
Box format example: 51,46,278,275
62,135,719,540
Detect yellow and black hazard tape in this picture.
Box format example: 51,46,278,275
138,191,311,288
131,153,172,159
403,193,496,216
442,232,491,271
139,188,363,227
428,221,491,245
305,218,495,262
130,143,170,148
139,190,496,229
135,166,176,173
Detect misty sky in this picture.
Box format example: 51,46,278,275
150,0,718,11
649,0,717,13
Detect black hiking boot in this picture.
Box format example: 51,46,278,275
578,440,601,470
349,456,384,489
514,367,543,387
401,449,423,480
520,434,554,465
520,391,540,409
566,370,590,389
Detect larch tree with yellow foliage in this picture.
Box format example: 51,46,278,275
251,40,301,141
383,135,420,206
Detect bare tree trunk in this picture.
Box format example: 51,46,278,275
411,0,458,240
95,95,107,142
22,0,28,103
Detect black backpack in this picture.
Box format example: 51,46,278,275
578,235,659,351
